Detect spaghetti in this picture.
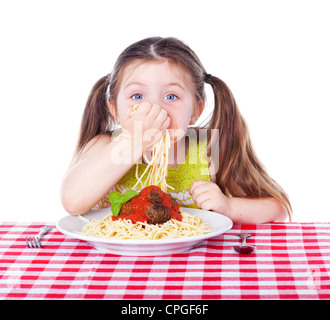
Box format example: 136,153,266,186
131,104,173,193
82,209,212,240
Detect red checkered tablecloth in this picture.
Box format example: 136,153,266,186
1,222,329,299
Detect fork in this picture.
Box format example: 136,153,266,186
26,226,52,248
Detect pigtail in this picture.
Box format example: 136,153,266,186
71,75,115,166
206,75,292,219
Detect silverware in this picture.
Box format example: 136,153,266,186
232,233,256,254
26,226,52,248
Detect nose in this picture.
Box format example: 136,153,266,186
146,99,169,116
149,96,166,110
142,99,172,126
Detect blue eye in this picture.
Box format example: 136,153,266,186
131,93,144,100
164,94,177,101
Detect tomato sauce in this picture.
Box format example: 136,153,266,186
112,185,182,224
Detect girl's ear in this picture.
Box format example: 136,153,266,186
189,101,205,125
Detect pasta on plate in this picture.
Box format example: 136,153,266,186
82,209,211,240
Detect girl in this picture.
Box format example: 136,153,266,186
61,37,292,224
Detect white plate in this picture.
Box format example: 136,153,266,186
56,207,232,256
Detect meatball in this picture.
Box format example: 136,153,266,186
119,200,133,216
148,188,163,204
145,204,171,224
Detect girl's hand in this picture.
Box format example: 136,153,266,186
121,101,170,151
189,180,232,218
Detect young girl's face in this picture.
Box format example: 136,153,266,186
115,60,202,139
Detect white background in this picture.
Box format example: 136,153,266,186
0,0,329,222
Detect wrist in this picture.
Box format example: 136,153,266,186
226,197,236,221
211,196,234,220
109,133,141,166
117,131,145,160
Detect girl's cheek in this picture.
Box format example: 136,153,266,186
116,109,124,124
169,119,178,130
115,101,128,124
168,120,186,141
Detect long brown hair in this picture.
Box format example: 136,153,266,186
73,37,292,219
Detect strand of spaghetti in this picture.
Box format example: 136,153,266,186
78,215,90,223
133,157,152,190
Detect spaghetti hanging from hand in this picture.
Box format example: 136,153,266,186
130,104,174,193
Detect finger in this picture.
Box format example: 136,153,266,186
193,183,212,197
157,109,170,129
199,200,213,211
155,109,168,123
189,180,209,195
192,189,210,206
136,101,152,116
161,116,171,130
193,192,210,208
146,103,161,119
144,128,164,151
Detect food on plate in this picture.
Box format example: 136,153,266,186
112,186,181,224
81,186,211,240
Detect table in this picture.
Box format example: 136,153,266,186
1,222,330,299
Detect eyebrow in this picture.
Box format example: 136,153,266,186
167,82,185,91
124,81,186,91
124,82,146,89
